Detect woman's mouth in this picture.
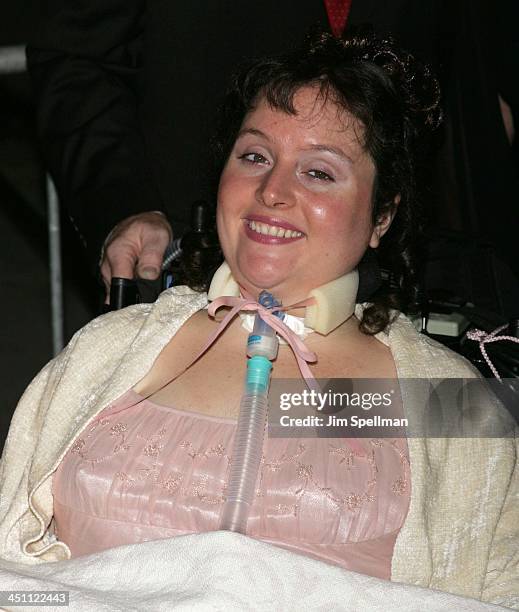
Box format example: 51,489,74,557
243,217,305,244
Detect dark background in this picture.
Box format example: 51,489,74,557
0,4,98,445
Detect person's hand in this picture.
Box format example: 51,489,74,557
100,211,172,300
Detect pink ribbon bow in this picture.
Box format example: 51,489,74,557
466,324,519,380
206,293,319,391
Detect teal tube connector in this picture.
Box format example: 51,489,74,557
246,355,272,394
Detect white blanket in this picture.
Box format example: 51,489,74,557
0,532,507,611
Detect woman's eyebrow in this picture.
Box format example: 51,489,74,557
305,144,354,164
236,127,269,140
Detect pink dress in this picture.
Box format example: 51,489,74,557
53,390,410,579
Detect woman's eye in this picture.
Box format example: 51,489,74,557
238,152,268,165
306,169,334,182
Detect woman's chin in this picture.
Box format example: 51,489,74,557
228,255,310,301
241,277,314,306
236,270,291,300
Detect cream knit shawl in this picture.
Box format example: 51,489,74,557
0,287,517,608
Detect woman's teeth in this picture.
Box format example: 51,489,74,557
248,220,303,238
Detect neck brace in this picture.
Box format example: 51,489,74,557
207,261,358,335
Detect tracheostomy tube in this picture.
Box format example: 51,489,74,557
219,291,283,533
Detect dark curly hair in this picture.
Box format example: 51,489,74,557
209,27,441,334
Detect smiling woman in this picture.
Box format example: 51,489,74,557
0,28,517,610
217,88,379,305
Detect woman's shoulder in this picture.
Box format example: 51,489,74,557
36,287,209,394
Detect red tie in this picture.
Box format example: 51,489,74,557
324,0,352,38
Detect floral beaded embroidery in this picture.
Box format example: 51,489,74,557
143,443,163,458
158,472,184,495
108,428,231,502
185,475,226,505
179,440,228,461
389,440,410,495
255,439,408,518
68,418,131,464
70,439,85,455
110,423,127,436
110,423,131,454
328,445,358,467
392,477,408,496
113,427,170,490
138,427,167,459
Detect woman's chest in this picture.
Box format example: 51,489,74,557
139,315,397,419
147,342,379,419
54,397,410,547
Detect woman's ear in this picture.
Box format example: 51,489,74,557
369,194,400,248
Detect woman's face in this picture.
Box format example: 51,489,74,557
217,86,391,304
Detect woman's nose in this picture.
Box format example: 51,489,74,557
256,165,295,208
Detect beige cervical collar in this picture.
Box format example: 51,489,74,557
207,261,358,335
